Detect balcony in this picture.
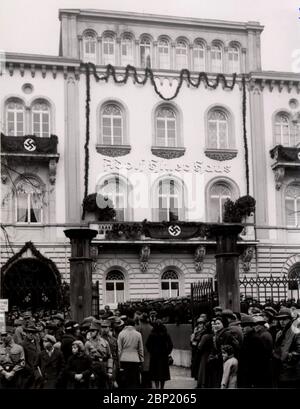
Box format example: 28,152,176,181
270,145,300,190
1,133,60,184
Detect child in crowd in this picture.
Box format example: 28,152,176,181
220,344,238,389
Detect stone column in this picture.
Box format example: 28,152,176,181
64,229,98,323
153,41,158,69
210,224,243,312
116,37,121,66
97,36,102,65
189,44,194,71
78,35,83,61
206,46,211,72
224,46,229,74
241,48,247,74
171,41,176,70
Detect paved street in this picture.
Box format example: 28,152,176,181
165,366,197,389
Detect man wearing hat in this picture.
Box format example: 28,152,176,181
21,324,41,388
101,320,119,388
262,306,279,342
136,313,152,388
61,321,78,362
273,307,300,388
12,318,25,346
85,320,113,388
0,330,26,389
34,335,65,389
51,313,65,343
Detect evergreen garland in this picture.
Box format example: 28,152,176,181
82,63,91,220
85,63,237,101
242,75,250,195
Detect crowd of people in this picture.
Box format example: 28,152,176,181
190,305,300,388
0,305,174,390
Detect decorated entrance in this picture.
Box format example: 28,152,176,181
1,242,62,313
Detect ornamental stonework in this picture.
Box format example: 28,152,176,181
151,146,186,159
204,149,238,161
96,145,131,157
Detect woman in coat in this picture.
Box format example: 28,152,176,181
146,320,173,389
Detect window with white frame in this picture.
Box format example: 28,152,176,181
156,107,177,147
105,271,125,304
228,46,240,73
211,44,223,73
121,36,134,66
158,39,170,69
103,35,115,65
209,182,232,222
161,270,179,298
101,104,123,145
32,101,50,138
176,41,188,70
208,110,229,149
6,99,25,136
140,37,151,68
15,177,43,223
83,33,97,63
274,113,291,146
285,184,300,227
99,177,127,221
193,42,206,71
158,179,180,222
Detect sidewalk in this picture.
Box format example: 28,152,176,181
164,366,197,389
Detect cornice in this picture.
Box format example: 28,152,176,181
59,8,264,32
248,71,300,93
5,52,80,67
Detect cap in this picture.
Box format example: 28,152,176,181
252,315,266,324
276,308,292,320
100,320,111,328
43,335,57,344
221,309,237,320
240,314,255,326
52,313,64,321
23,312,32,319
263,307,277,318
24,324,39,333
89,320,101,331
65,320,79,331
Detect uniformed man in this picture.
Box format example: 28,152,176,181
85,320,113,389
0,330,26,389
101,320,119,388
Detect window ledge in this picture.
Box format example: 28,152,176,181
204,148,238,161
96,144,131,157
151,146,186,159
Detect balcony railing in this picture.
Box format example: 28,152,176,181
270,144,300,190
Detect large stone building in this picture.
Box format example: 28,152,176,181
1,9,300,312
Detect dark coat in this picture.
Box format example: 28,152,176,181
61,333,76,362
146,331,173,381
136,322,153,372
64,353,92,389
196,333,214,388
35,349,65,389
251,326,273,387
21,339,40,388
237,329,257,388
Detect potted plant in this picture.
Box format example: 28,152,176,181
82,193,116,221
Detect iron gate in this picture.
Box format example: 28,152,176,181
190,279,218,328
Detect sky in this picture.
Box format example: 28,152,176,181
0,0,299,72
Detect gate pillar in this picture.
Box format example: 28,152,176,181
210,224,243,313
64,228,98,322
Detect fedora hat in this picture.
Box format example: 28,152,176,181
89,320,101,331
43,335,56,344
240,314,255,326
24,324,39,333
252,315,266,324
100,320,111,328
276,308,292,320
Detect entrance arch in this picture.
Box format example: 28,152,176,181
1,242,62,312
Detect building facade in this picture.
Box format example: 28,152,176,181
1,9,300,311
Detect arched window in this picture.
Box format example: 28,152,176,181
158,179,180,222
101,104,123,145
83,32,97,63
176,40,188,70
32,101,50,137
161,270,179,298
6,99,25,136
140,37,151,68
15,177,43,223
285,184,300,227
158,39,170,69
193,42,205,71
288,264,300,291
209,182,233,222
105,271,125,304
103,35,115,65
208,110,229,149
121,35,134,66
155,106,177,147
228,46,240,73
98,176,128,221
274,113,291,146
211,44,223,73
